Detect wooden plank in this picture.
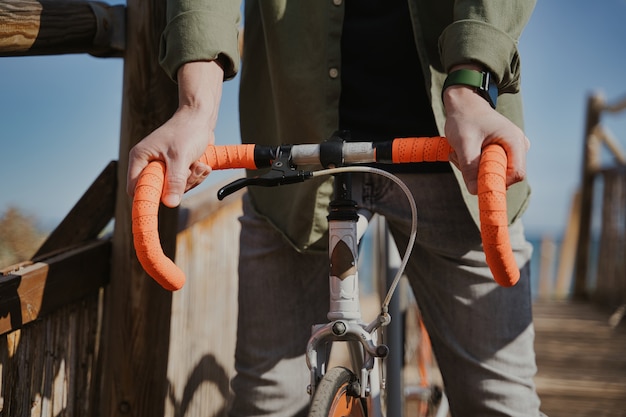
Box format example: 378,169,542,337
177,179,245,232
0,292,102,416
555,190,581,299
34,160,117,259
166,196,242,417
97,0,179,415
0,0,125,57
573,94,604,300
585,167,626,309
0,238,110,335
534,301,626,417
538,237,557,298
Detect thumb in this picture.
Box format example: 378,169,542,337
161,161,189,208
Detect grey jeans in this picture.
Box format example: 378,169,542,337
230,171,542,417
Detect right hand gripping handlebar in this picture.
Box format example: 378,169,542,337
132,137,520,291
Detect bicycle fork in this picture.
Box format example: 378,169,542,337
306,173,390,399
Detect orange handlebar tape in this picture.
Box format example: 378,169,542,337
477,144,520,287
132,161,185,291
390,137,520,286
391,137,452,163
132,144,257,291
200,144,257,170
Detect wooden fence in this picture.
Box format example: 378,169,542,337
0,166,243,416
1,1,241,416
594,166,626,308
572,93,626,315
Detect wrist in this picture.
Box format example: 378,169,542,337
443,86,494,118
176,61,224,110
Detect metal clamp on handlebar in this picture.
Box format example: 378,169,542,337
319,130,351,168
217,150,313,200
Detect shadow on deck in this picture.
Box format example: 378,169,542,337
534,300,626,417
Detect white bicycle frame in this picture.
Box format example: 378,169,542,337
304,167,418,416
305,194,385,415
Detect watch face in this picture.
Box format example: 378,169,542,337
487,79,498,108
480,72,498,109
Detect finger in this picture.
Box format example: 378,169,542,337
185,162,212,192
453,147,481,195
161,160,190,208
506,151,526,186
499,134,530,188
448,150,460,171
448,148,480,194
461,162,479,195
127,150,149,197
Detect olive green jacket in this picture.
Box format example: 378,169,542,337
160,0,535,253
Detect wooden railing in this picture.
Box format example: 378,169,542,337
0,162,115,413
573,93,626,317
594,166,626,307
0,164,243,416
0,0,124,57
1,1,241,416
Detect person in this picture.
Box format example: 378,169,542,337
127,1,545,416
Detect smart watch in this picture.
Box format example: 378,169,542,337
442,69,498,109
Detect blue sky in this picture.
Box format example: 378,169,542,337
1,0,626,239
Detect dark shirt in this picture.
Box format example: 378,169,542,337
339,0,449,171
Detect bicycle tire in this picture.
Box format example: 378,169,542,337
308,367,369,417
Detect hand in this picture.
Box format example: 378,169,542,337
126,61,224,207
443,85,530,195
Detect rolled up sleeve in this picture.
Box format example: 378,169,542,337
438,0,536,94
160,0,241,81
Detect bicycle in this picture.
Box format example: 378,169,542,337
131,133,520,416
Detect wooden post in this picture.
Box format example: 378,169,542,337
0,0,124,57
98,0,178,415
594,168,626,308
554,190,581,299
572,93,604,300
538,236,556,299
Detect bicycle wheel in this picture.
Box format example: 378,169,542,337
308,366,369,417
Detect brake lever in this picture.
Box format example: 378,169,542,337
217,157,313,200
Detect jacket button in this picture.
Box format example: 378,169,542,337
332,0,342,5
329,67,339,78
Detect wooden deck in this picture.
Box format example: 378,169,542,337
533,301,626,417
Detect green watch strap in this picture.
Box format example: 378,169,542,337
442,69,498,109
